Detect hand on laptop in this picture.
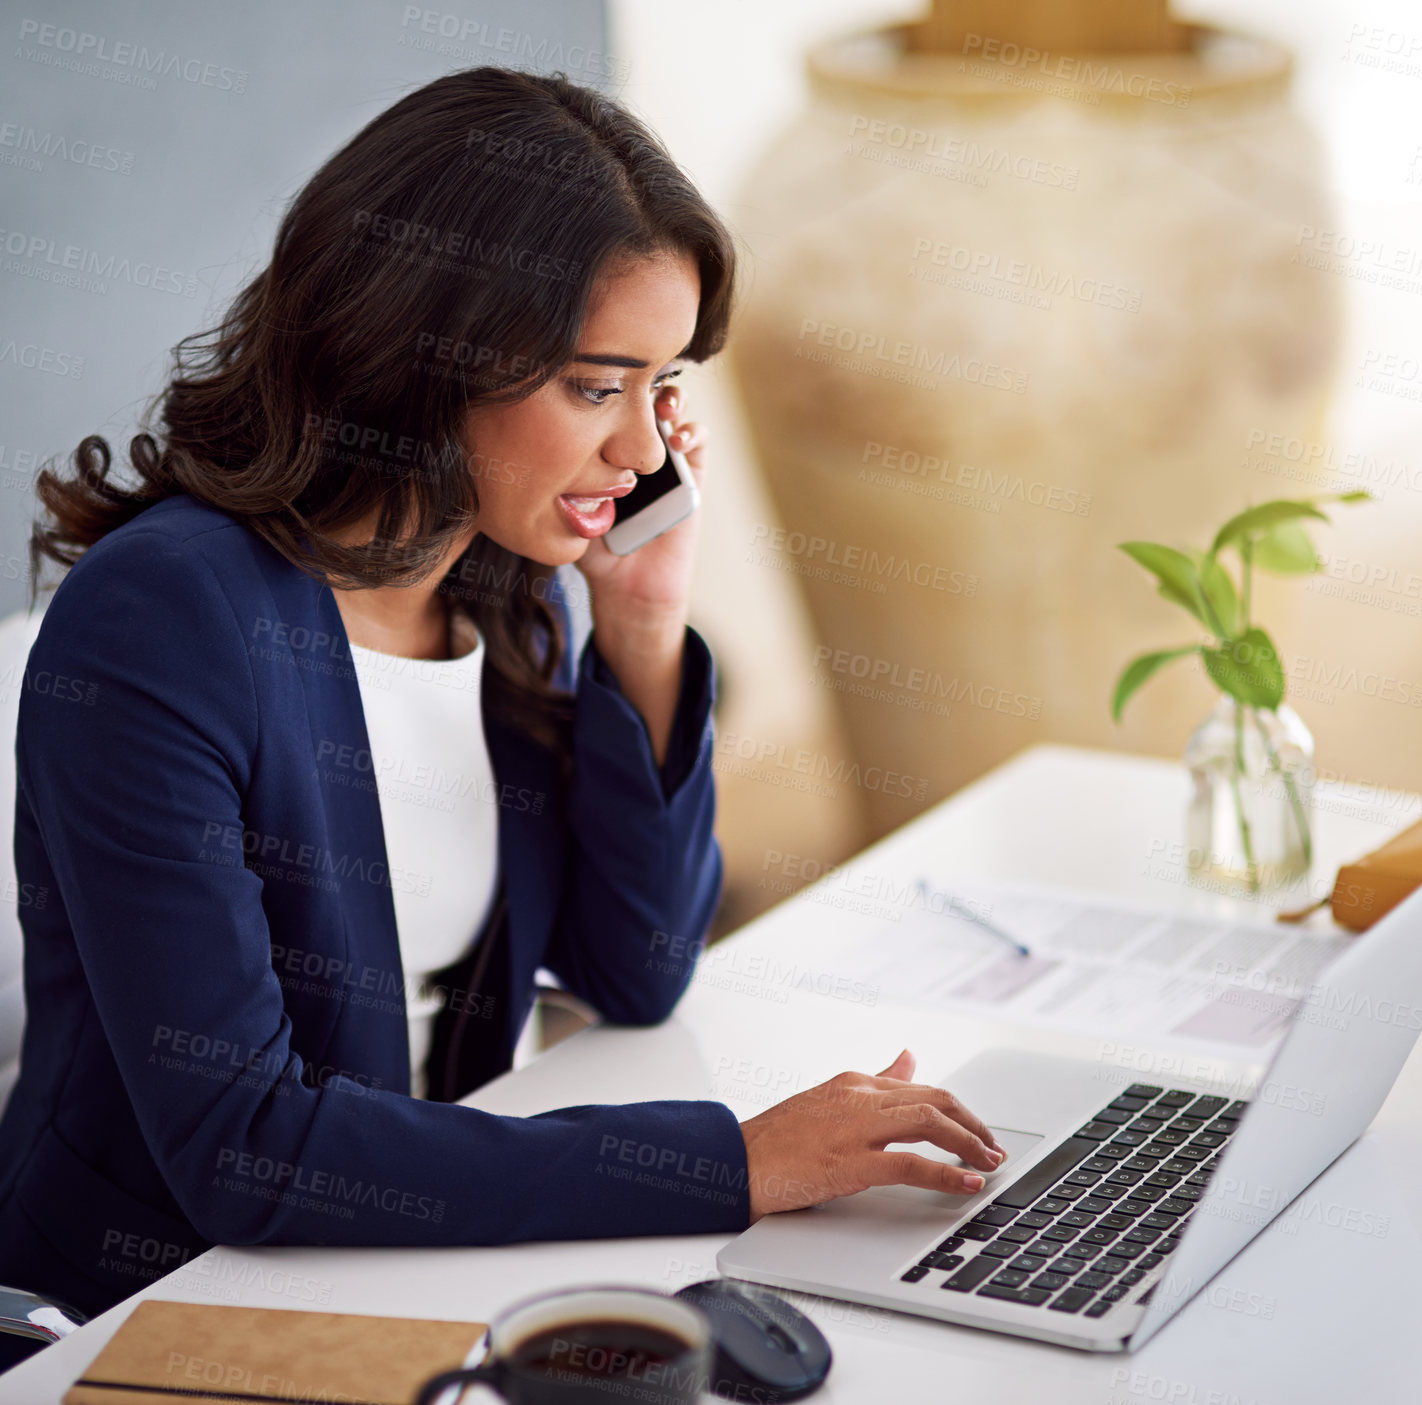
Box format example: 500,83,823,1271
738,1048,1008,1223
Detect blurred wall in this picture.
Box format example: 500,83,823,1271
609,0,1422,919
0,0,610,598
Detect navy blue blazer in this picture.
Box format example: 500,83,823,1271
0,493,750,1317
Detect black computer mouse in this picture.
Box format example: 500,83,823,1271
674,1278,832,1401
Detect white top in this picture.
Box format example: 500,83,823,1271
347,610,500,1099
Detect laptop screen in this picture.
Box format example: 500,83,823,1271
1132,884,1422,1346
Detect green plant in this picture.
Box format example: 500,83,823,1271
1112,491,1372,880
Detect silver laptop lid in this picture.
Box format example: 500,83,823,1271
1131,883,1422,1348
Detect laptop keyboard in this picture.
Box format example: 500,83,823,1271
897,1085,1248,1320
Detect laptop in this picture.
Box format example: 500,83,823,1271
718,884,1422,1351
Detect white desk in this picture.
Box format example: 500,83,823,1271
6,744,1421,1403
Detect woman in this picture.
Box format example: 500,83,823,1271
0,66,1003,1349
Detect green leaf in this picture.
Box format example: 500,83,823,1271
1334,490,1372,503
1201,627,1285,708
1119,543,1213,630
1211,500,1330,556
1112,646,1201,722
1184,549,1240,636
1251,521,1320,574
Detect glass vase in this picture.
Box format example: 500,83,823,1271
1183,697,1314,894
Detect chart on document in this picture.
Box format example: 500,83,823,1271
827,877,1351,1056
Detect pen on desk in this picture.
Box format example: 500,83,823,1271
915,878,1032,958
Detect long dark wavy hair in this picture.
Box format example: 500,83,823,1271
28,66,737,755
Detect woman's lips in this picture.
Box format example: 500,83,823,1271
556,482,634,539
557,494,619,538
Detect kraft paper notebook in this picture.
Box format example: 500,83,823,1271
63,1300,487,1405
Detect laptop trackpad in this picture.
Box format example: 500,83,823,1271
866,1126,1046,1204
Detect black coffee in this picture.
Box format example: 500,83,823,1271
509,1318,691,1379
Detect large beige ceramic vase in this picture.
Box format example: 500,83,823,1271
730,9,1341,840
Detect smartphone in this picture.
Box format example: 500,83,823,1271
602,418,700,555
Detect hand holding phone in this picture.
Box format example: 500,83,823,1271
602,417,700,556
